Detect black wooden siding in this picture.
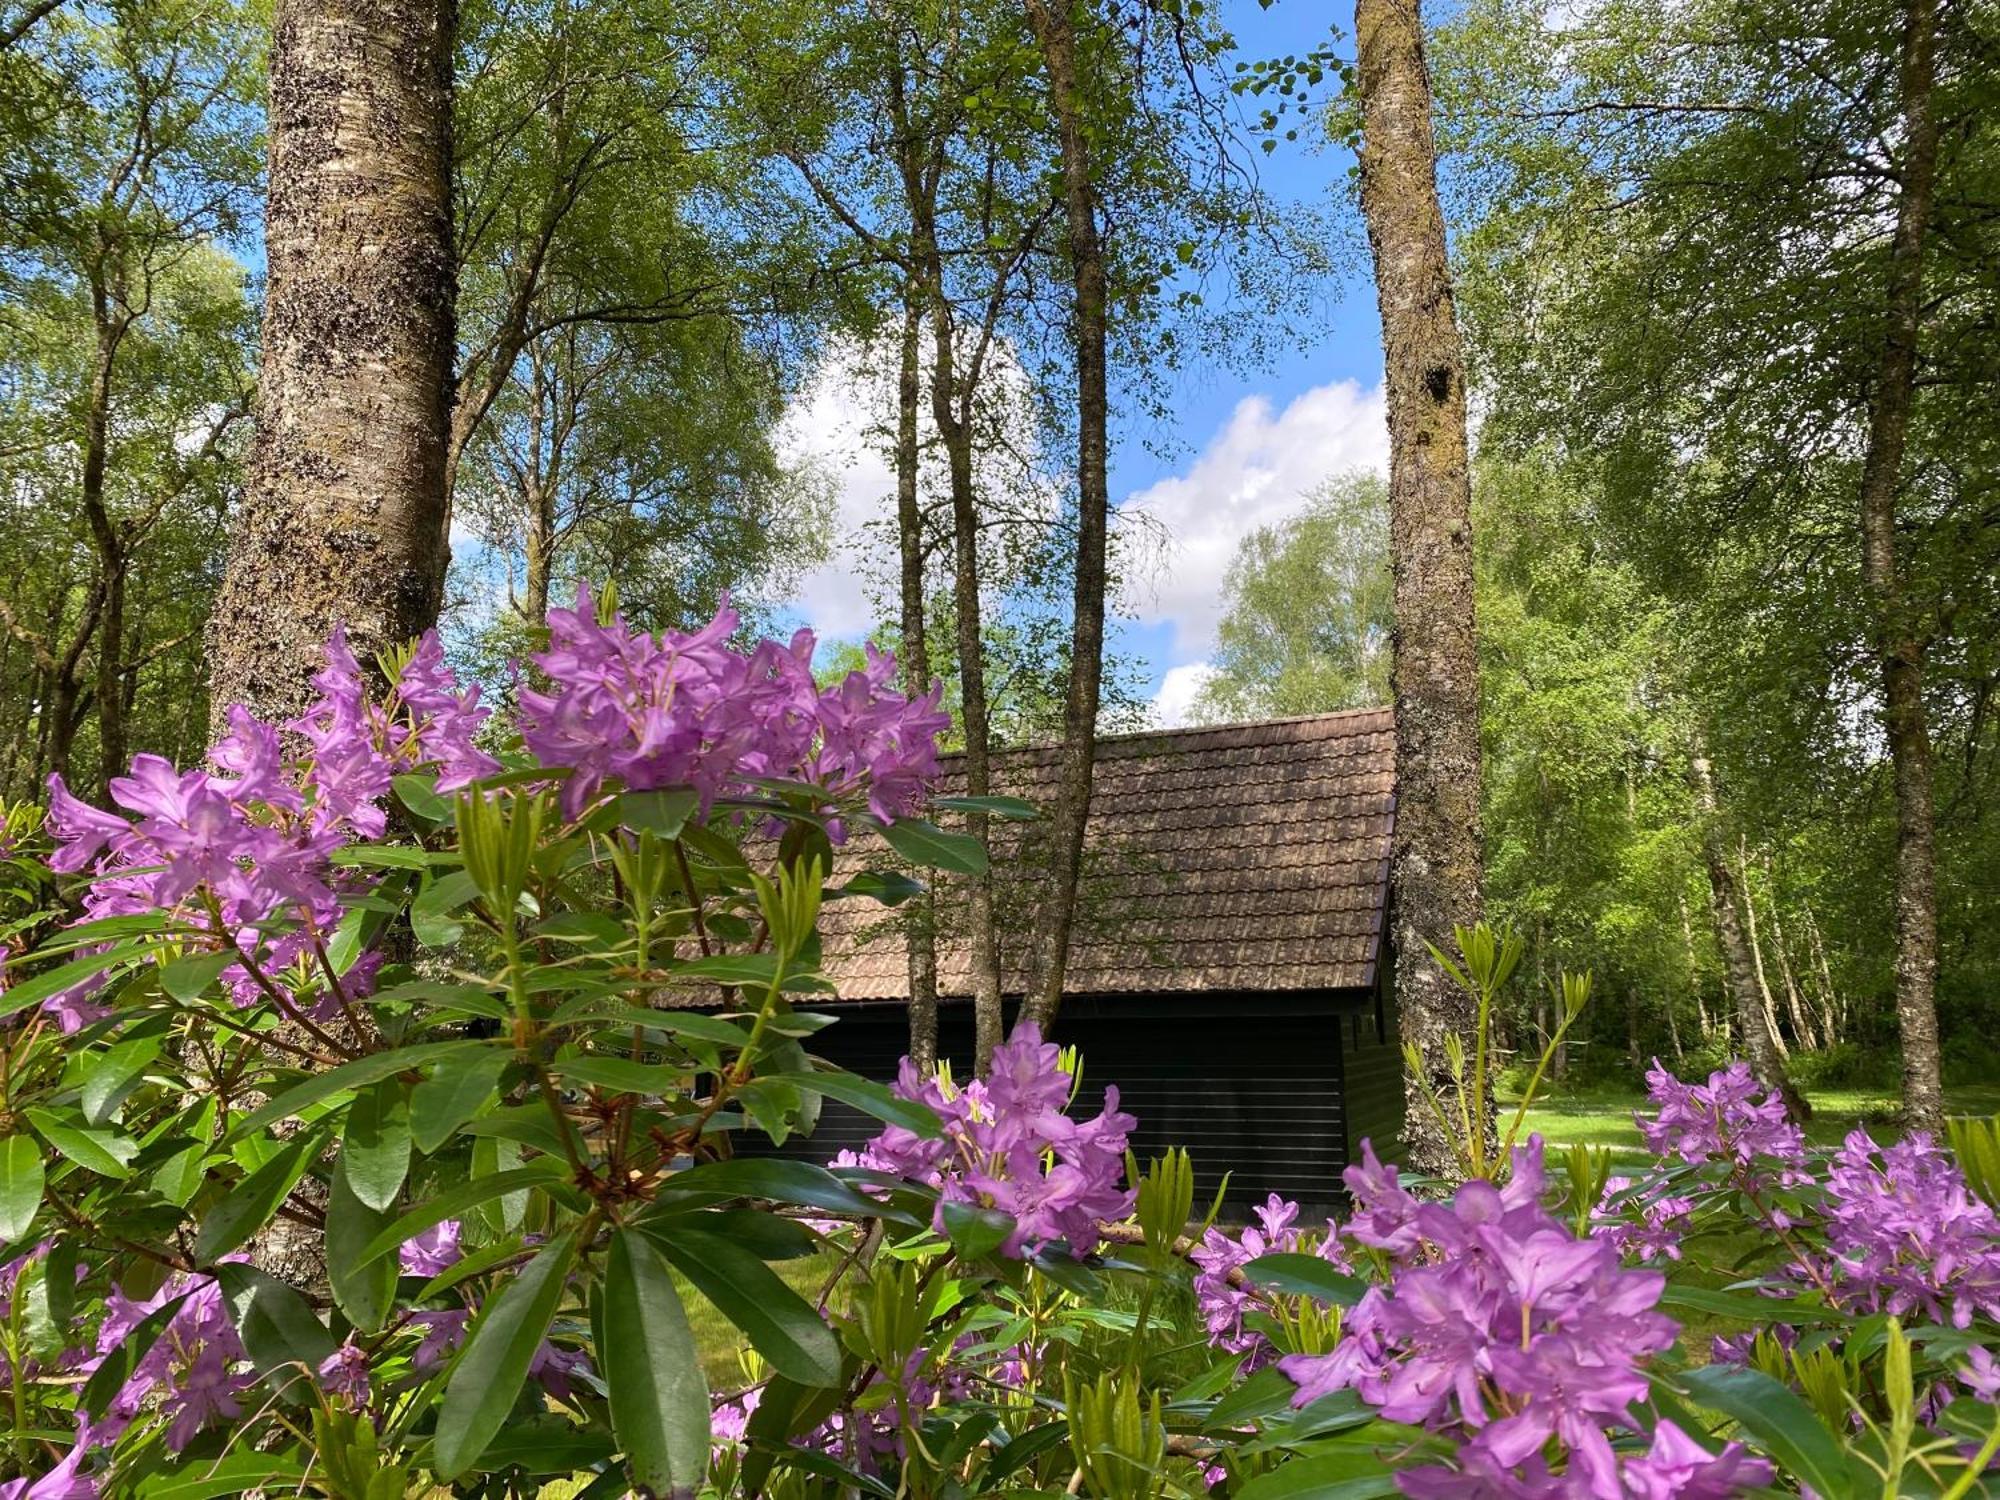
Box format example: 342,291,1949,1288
738,990,1395,1216
1335,977,1404,1170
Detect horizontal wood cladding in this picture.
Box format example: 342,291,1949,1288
736,992,1369,1213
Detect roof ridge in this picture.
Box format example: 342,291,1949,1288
936,704,1393,763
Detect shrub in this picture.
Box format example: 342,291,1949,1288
0,597,1996,1499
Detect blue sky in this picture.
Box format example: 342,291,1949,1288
782,0,1393,727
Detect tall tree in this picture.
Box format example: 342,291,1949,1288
1437,0,1999,1110
1857,0,1945,1130
0,0,260,790
1018,0,1110,1035
1352,0,1487,1173
208,0,456,725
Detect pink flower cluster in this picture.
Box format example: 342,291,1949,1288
1279,1140,1770,1499
1592,1177,1694,1263
81,1264,255,1455
1190,1194,1349,1363
1636,1060,1807,1179
849,1024,1135,1258
42,630,491,1029
518,586,947,825
1814,1128,2000,1328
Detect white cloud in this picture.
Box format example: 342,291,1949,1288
1150,661,1218,728
777,340,900,640
1122,379,1387,659
778,332,1058,643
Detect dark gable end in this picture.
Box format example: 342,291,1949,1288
773,709,1403,1215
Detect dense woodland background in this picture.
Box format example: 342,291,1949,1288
1,0,1995,1106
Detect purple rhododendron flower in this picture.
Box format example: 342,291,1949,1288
400,1219,463,1278
1637,1060,1806,1176
0,1421,97,1499
1279,1138,1682,1495
410,1308,471,1370
1813,1128,2000,1327
518,584,946,825
851,1024,1134,1257
1191,1194,1349,1362
317,1342,371,1407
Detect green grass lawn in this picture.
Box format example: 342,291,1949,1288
1509,1080,2000,1166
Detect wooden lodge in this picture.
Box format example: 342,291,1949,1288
772,708,1404,1214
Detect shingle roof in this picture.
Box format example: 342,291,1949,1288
819,707,1395,1001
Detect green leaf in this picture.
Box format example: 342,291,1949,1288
761,1070,942,1139
643,1206,821,1261
557,1054,688,1096
80,1034,162,1125
604,1229,712,1495
412,869,481,948
988,1419,1073,1480
832,870,926,906
134,1452,310,1499
1676,1364,1859,1500
656,1158,881,1218
194,1129,324,1262
645,1225,841,1386
1235,1454,1400,1500
159,949,233,1002
939,1200,1014,1260
326,1159,397,1332
1241,1253,1368,1306
1205,1365,1298,1431
620,787,702,838
932,795,1039,820
874,817,988,874
0,944,151,1020
410,1048,512,1153
26,1109,136,1178
353,1164,567,1269
214,1262,336,1399
1659,1285,1851,1324
150,1141,208,1206
0,1134,44,1240
223,1040,487,1144
434,1230,579,1479
393,772,451,823
342,1079,412,1211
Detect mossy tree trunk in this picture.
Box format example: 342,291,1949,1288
1353,0,1487,1176
209,0,456,729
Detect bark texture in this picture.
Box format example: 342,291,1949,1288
1858,0,1945,1134
208,0,456,729
896,290,941,1073
1353,0,1487,1176
1021,0,1111,1036
1694,758,1809,1121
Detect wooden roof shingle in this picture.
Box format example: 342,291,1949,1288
819,707,1395,1001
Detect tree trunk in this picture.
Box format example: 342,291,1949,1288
1693,758,1808,1120
936,339,1005,1077
896,289,941,1074
79,301,129,793
1353,0,1487,1175
1736,839,1789,1059
518,354,555,622
1020,0,1110,1036
208,0,456,729
1857,0,1945,1134
1678,891,1710,1043
1803,905,1842,1045
1761,855,1819,1051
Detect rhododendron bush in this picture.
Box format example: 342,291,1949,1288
0,597,1994,1497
